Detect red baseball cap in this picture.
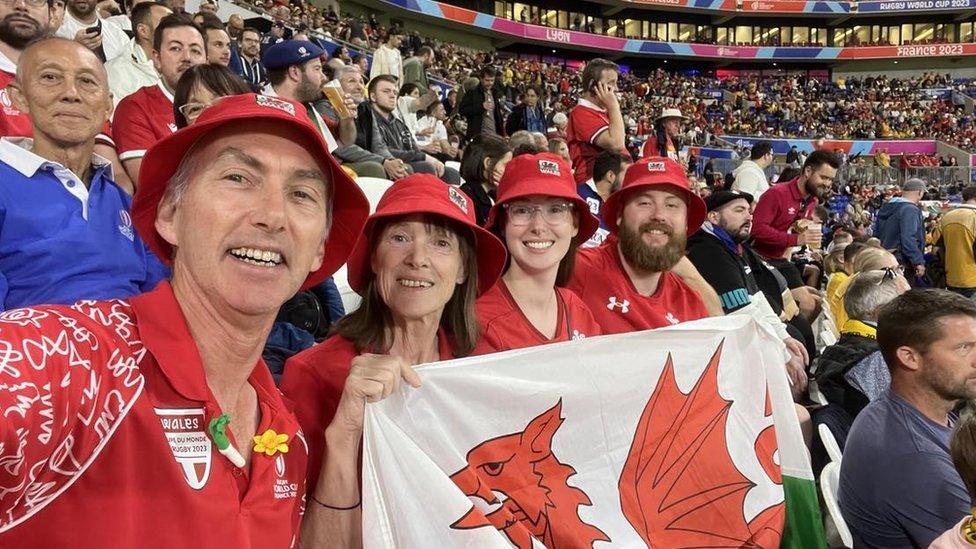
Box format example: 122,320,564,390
485,152,600,242
345,174,507,296
601,156,706,236
131,93,369,290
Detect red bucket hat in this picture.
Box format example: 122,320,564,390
485,152,600,242
345,174,507,296
131,93,369,290
602,156,706,236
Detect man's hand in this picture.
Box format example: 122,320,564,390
785,349,809,402
416,126,435,137
339,91,357,119
329,354,420,444
383,158,408,180
425,155,445,177
784,337,809,370
594,81,619,112
74,28,103,51
915,264,926,277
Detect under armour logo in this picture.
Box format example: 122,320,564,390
607,297,630,313
665,312,679,325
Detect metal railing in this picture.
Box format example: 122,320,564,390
698,158,975,188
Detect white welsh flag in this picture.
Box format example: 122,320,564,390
361,315,825,548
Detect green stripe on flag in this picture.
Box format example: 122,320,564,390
781,475,827,549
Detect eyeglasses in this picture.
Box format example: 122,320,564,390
177,95,229,122
1,0,48,8
877,266,904,285
504,202,574,226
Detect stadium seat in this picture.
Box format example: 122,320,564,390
820,461,855,548
445,161,463,185
818,423,844,465
332,264,362,316
356,177,395,213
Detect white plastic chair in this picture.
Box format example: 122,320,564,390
818,423,843,465
355,177,395,214
332,264,361,315
821,461,854,548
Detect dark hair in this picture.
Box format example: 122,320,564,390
460,134,510,188
750,142,773,161
417,45,434,59
802,150,840,174
196,12,222,29
398,82,420,97
593,150,626,182
130,2,159,38
332,215,481,357
241,26,261,38
523,84,541,96
173,64,251,128
777,167,800,182
580,58,618,93
153,13,202,52
478,65,496,78
877,289,976,370
367,73,398,96
512,143,540,157
963,186,976,202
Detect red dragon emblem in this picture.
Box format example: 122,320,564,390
449,342,785,548
448,399,610,548
619,342,784,547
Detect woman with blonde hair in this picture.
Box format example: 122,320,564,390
833,246,901,330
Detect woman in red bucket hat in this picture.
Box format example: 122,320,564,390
280,174,506,541
471,152,604,354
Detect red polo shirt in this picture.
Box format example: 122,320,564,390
472,280,602,355
567,99,630,183
565,237,709,334
113,83,177,161
0,282,306,548
281,331,455,490
750,178,818,260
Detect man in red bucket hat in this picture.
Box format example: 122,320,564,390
566,156,722,334
0,93,369,548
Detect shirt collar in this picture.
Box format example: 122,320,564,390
0,48,15,74
130,281,284,408
0,137,112,179
578,97,606,113
584,177,598,194
156,80,175,103
129,37,151,65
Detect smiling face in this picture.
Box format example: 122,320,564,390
370,215,467,323
617,187,688,273
11,38,112,147
502,196,578,278
155,120,331,317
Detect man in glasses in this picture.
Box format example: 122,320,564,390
0,37,166,311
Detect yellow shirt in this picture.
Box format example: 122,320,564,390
938,206,976,288
826,272,850,331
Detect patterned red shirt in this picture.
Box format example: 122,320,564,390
0,282,307,548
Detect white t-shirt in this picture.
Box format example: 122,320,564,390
414,115,447,145
56,11,130,63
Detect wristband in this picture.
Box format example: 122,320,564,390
310,493,361,511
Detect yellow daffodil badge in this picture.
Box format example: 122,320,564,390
253,429,290,457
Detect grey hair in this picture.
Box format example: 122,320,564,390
334,64,361,79
844,270,904,322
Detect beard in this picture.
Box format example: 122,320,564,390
0,15,45,49
618,221,686,274
722,220,751,243
804,178,826,200
923,359,976,402
296,75,323,104
68,0,97,18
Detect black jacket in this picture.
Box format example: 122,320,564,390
459,180,494,227
815,333,878,418
457,85,502,140
505,103,544,136
687,229,784,314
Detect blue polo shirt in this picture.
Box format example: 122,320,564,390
577,179,609,248
839,388,970,548
0,138,168,311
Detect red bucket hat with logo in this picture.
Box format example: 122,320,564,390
345,174,507,296
601,156,707,236
131,93,369,290
485,152,600,242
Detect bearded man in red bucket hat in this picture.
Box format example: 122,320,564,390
0,93,368,548
566,156,722,334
